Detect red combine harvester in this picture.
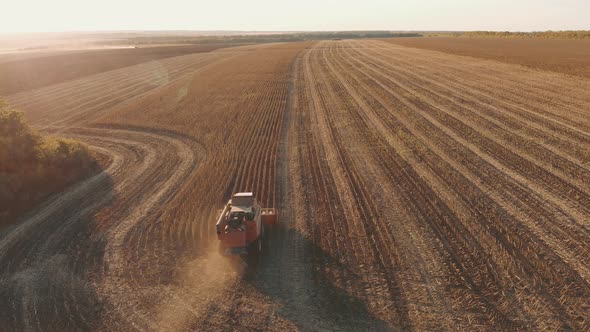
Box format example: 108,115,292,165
216,192,277,255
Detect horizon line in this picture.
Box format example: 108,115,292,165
1,29,589,36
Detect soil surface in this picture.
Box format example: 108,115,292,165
0,44,237,95
385,36,590,79
1,40,589,331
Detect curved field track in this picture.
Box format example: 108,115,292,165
1,39,590,331
0,126,203,331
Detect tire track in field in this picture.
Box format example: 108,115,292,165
0,126,203,331
97,127,202,331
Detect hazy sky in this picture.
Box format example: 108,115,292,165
1,0,588,33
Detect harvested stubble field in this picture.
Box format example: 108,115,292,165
385,36,590,79
0,44,236,95
1,39,590,331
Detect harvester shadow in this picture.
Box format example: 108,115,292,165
242,226,392,331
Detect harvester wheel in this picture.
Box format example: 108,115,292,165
262,224,271,250
257,222,264,253
257,236,262,253
247,224,263,257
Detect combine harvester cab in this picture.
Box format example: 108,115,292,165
215,192,277,255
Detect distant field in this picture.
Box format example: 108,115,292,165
384,37,590,79
0,44,236,95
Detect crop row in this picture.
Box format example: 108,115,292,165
289,40,590,329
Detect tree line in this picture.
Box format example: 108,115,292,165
461,30,590,39
0,100,99,227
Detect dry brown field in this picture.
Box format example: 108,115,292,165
385,37,590,79
0,44,236,95
1,39,589,331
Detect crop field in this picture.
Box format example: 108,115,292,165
0,39,589,331
290,40,590,330
0,44,237,95
385,37,590,79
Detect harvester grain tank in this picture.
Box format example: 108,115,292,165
215,192,277,255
